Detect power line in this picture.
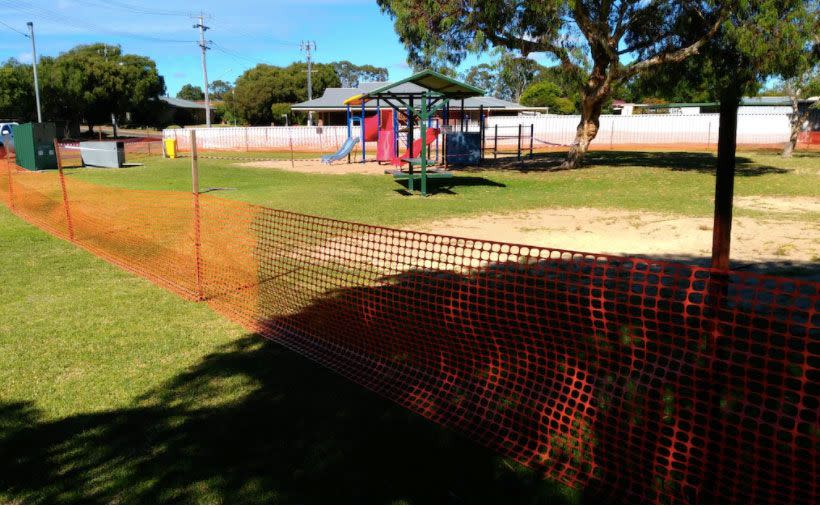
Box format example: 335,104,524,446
0,0,197,44
81,0,194,17
210,42,268,66
0,19,28,37
214,26,296,48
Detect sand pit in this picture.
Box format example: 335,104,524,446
415,207,819,266
237,159,398,175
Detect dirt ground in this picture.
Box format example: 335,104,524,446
238,159,398,175
415,207,819,267
236,157,819,274
733,195,820,214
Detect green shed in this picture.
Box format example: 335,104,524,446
12,122,58,170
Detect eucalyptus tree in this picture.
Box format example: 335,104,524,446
378,0,729,167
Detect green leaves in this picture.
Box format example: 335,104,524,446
332,61,389,88
520,81,577,114
0,43,165,128
229,62,341,126
177,84,205,101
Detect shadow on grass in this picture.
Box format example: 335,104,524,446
582,151,792,175
0,335,579,504
454,150,815,175
396,175,507,196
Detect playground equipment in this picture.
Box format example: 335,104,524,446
392,127,440,166
340,70,484,196
321,136,360,164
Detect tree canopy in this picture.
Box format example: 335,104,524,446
0,43,165,131
520,81,576,114
227,62,340,125
332,61,389,87
177,84,205,101
378,0,730,167
461,51,584,112
209,80,233,100
0,59,36,121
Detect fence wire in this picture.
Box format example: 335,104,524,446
1,155,817,504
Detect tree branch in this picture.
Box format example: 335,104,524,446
619,13,725,80
612,0,634,41
486,32,580,72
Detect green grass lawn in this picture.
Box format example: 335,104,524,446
68,150,820,226
2,149,817,502
0,206,579,503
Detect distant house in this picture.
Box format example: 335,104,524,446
291,82,546,126
612,96,812,116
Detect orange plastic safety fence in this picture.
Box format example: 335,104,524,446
2,159,817,503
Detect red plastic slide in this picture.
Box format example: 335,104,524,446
392,127,440,166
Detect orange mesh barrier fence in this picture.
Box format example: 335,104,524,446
2,156,818,503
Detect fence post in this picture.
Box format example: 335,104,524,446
494,124,498,159
53,139,75,241
609,119,615,150
517,124,522,161
529,124,534,158
244,128,250,152
4,136,14,210
706,121,712,151
190,130,204,301
289,129,295,168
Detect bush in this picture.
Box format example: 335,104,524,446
520,81,577,114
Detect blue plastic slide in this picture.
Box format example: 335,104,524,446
321,137,360,164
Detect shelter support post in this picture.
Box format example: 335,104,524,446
393,107,399,157
420,93,428,196
479,105,484,159
407,105,414,191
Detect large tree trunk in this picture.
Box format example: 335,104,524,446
781,97,806,157
561,69,609,169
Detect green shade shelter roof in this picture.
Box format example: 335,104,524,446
362,70,484,100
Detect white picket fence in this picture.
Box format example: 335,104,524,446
486,113,792,147
164,125,352,151
164,113,794,152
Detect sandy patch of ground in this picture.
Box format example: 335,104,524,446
237,159,398,175
733,195,820,214
415,207,819,265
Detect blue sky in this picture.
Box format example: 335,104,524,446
0,0,510,96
